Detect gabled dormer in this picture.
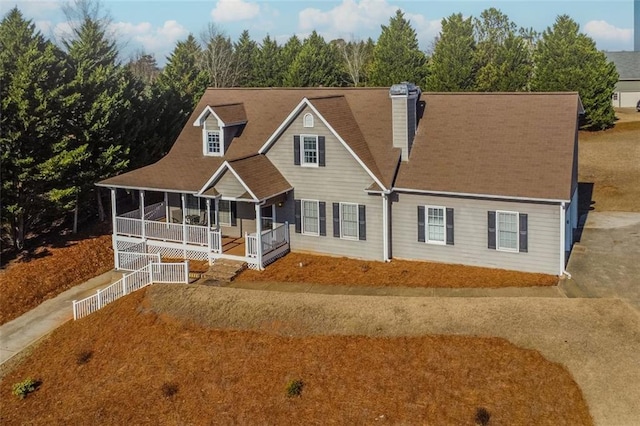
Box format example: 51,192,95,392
193,103,247,157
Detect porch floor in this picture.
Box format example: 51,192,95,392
221,237,245,256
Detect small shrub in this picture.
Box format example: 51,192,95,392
161,382,179,398
12,378,40,399
76,350,93,365
475,407,491,425
285,379,304,397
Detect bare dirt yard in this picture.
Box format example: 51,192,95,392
579,111,640,212
0,285,593,425
237,252,557,287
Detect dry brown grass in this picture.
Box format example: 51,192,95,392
579,120,640,212
0,234,113,325
237,252,557,288
0,287,592,425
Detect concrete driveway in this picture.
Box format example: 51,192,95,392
564,212,640,311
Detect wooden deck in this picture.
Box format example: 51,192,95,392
221,237,245,256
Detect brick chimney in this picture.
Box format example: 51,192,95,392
389,82,420,161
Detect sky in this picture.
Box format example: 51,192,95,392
4,0,637,66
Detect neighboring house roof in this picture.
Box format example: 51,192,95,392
395,92,581,201
604,51,640,80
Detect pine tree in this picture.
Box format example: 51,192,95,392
0,8,86,249
253,35,283,87
426,13,476,91
531,15,618,129
284,31,343,87
281,35,302,87
235,29,258,87
473,8,532,91
369,10,427,87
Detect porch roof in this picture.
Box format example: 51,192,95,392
201,154,292,201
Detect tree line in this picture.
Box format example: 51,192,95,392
1,4,617,250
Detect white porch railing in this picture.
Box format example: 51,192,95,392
116,217,210,247
145,221,183,242
117,251,161,271
116,217,142,237
73,261,188,320
120,201,165,220
246,223,289,259
210,229,222,253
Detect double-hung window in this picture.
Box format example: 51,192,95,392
302,135,318,166
206,130,221,155
302,200,319,235
340,203,358,239
218,200,232,226
497,211,518,251
426,206,446,244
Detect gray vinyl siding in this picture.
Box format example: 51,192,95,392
216,170,246,198
392,193,561,274
267,106,384,260
219,201,255,238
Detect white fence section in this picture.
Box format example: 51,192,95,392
73,261,188,320
117,251,161,271
246,234,258,258
116,217,142,237
145,221,183,242
210,229,222,253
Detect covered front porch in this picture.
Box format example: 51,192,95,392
109,188,290,270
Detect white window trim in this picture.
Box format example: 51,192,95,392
339,202,359,240
301,199,320,236
202,121,224,157
218,199,232,226
425,205,446,245
496,210,519,252
303,113,314,128
300,134,319,168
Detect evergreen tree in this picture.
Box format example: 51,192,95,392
369,10,427,87
253,35,283,87
0,8,86,249
473,8,532,91
280,35,302,86
127,51,160,88
284,31,343,87
62,6,140,226
426,13,476,91
531,15,618,129
234,29,258,87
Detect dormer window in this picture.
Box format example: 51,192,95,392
303,113,314,128
206,131,221,155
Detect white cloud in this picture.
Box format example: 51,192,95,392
110,20,188,62
299,0,396,35
211,0,260,23
14,0,61,19
584,20,632,43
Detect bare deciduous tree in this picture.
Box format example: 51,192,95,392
335,37,371,87
199,23,240,88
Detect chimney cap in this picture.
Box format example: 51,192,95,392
389,82,419,97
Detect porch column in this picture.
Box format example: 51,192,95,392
206,198,212,251
271,204,276,229
164,192,169,228
214,197,219,229
111,188,119,270
181,193,187,249
140,190,146,239
255,203,263,269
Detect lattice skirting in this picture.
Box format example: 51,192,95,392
116,239,146,252
262,244,290,267
145,243,208,261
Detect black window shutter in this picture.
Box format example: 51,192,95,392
294,199,301,233
358,205,366,241
519,213,528,253
318,136,326,167
230,202,237,226
293,135,300,165
417,206,425,242
488,211,496,249
319,202,326,236
333,203,340,237
446,208,454,245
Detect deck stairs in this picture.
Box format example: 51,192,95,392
196,259,247,285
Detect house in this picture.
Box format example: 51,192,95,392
97,84,583,275
604,51,640,108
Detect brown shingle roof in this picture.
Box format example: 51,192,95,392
226,155,292,200
99,88,397,192
395,92,580,200
211,103,247,124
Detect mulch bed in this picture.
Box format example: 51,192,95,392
237,252,558,288
0,289,592,425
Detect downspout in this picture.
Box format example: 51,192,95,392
382,192,390,262
560,202,566,276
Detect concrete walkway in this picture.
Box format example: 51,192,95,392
0,270,121,366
